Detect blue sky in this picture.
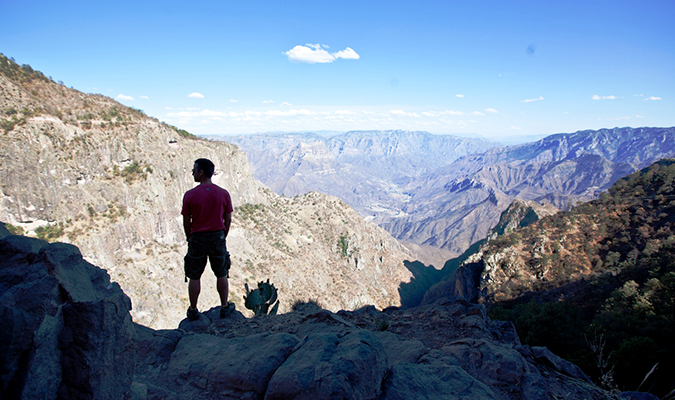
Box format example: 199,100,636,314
1,0,673,141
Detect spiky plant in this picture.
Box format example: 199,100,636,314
243,279,279,316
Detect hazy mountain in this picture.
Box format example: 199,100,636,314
215,127,675,263
0,54,415,329
381,126,675,256
212,131,497,219
210,130,497,266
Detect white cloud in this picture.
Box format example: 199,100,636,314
333,47,360,60
636,115,645,118
264,109,314,117
284,44,360,64
485,108,499,113
165,105,538,134
262,100,274,104
591,95,616,100
455,94,464,98
230,99,238,103
644,96,662,101
521,96,544,103
188,92,205,99
140,95,149,99
597,116,631,121
389,110,421,117
116,94,134,101
280,102,292,106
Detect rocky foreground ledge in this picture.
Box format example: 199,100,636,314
0,225,657,400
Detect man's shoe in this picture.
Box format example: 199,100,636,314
187,307,200,321
220,302,235,318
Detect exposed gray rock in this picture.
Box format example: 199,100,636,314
0,70,416,329
217,130,496,220
265,330,388,400
615,392,661,400
382,360,498,400
0,234,135,400
373,331,427,367
161,332,299,399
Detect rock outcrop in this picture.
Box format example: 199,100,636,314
0,224,135,399
2,229,644,400
420,199,559,305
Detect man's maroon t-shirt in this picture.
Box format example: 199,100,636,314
181,183,233,234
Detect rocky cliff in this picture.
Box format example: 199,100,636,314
440,160,675,396
420,199,559,306
2,229,643,400
0,54,414,329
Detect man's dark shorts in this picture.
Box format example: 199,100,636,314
184,230,230,280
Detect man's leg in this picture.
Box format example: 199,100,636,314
217,276,228,306
188,278,201,310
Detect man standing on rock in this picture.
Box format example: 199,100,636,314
182,158,235,320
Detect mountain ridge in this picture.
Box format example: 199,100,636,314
215,125,675,263
382,126,675,256
439,159,675,396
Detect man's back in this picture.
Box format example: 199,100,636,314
182,183,232,233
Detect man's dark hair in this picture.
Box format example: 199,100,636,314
194,158,215,178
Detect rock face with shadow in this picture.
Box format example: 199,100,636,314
2,228,655,400
0,224,135,399
420,199,559,306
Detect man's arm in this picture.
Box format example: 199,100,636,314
183,214,192,241
223,212,231,239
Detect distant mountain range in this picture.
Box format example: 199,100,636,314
384,127,675,256
216,127,675,262
212,130,496,217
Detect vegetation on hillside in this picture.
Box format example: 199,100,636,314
486,159,675,396
1,53,198,139
0,53,52,84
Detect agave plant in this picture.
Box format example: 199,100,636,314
243,279,279,316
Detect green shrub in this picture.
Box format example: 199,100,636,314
5,223,24,236
339,235,349,257
35,222,65,241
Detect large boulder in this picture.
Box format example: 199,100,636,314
0,231,135,399
265,330,388,400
